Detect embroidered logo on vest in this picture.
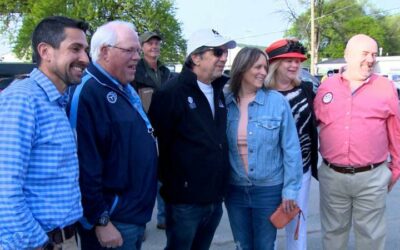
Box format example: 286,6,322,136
106,91,118,104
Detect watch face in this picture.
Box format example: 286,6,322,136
98,215,109,226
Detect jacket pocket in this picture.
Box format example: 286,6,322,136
257,119,280,143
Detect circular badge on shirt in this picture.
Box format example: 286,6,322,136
322,92,333,104
106,91,118,104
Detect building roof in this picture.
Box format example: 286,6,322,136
318,58,345,65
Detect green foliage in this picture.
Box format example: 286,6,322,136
286,0,400,58
381,15,400,55
0,0,186,64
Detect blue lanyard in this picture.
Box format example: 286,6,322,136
91,63,154,135
123,84,154,134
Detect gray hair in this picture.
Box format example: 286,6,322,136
90,20,137,62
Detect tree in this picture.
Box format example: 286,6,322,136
0,0,186,64
381,15,400,55
285,0,400,61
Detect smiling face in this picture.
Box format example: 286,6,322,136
242,55,268,92
101,27,141,84
276,58,301,83
344,34,378,81
192,46,228,83
142,37,161,60
39,27,89,91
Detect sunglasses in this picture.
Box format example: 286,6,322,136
205,47,228,57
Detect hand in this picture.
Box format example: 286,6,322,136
95,222,123,248
282,199,298,213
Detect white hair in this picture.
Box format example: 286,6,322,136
90,20,137,62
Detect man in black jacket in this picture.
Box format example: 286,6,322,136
132,31,171,112
148,29,236,250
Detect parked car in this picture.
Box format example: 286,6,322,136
0,62,35,91
389,74,400,98
300,69,320,93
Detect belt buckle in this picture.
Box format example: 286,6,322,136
50,228,63,244
345,166,356,174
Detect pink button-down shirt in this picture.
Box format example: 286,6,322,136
315,73,400,183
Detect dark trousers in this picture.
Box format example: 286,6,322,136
77,221,145,250
164,202,223,250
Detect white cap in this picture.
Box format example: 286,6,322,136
186,29,236,57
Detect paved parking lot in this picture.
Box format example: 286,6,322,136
142,178,400,250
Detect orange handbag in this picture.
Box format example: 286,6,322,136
269,203,304,240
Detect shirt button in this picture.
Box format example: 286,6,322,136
249,149,253,153
249,116,252,120
345,126,349,129
346,112,350,115
250,169,254,172
249,131,253,135
219,144,222,149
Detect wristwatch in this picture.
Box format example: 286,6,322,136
96,211,110,226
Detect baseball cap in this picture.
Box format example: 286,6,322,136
140,31,162,45
265,39,307,63
187,29,236,57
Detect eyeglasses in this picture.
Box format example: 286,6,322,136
202,47,228,58
107,45,141,56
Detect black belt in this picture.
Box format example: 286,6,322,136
46,223,76,246
323,159,384,174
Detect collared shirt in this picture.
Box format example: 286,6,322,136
143,59,162,88
225,88,302,200
314,73,400,182
0,69,82,250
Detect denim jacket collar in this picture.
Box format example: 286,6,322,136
226,87,267,106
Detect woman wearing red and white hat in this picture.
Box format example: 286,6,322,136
265,39,319,250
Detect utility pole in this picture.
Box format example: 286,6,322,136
310,0,316,75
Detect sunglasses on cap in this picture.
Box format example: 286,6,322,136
268,40,307,58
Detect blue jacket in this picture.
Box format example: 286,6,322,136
68,63,157,226
225,88,302,200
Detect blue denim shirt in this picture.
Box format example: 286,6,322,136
225,88,302,200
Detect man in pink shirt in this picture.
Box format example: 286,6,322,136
315,34,400,250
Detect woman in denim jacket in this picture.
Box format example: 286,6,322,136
265,39,319,250
225,47,302,250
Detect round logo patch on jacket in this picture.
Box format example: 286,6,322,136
106,91,118,104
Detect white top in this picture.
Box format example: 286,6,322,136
197,80,215,117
